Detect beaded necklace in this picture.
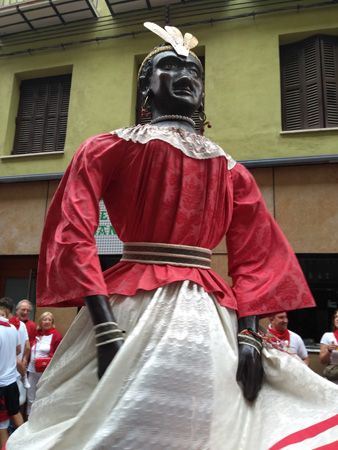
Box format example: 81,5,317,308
150,115,195,128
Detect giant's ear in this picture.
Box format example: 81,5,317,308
138,75,149,98
198,93,205,112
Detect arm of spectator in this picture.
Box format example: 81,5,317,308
22,339,30,367
16,356,25,377
302,356,310,366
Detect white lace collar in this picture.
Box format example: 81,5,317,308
111,124,236,169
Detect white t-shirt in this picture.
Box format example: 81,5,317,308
320,332,338,365
0,318,20,386
267,326,308,360
288,330,308,360
16,321,29,361
16,321,29,377
28,334,53,373
320,332,338,385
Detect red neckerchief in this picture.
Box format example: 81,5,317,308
36,327,56,337
334,329,338,343
9,316,21,330
0,319,11,327
268,326,290,343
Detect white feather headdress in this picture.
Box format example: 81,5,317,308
144,22,198,57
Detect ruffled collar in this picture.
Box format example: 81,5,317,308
112,124,236,169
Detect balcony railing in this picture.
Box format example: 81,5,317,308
1,0,98,7
0,0,99,36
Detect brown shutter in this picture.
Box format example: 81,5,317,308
320,35,338,128
303,37,324,129
280,37,323,131
12,74,71,155
280,43,303,130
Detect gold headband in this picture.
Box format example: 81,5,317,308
138,45,202,80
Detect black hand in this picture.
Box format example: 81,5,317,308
84,295,124,379
236,315,263,401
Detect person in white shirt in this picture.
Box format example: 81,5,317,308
320,309,338,384
0,298,31,402
267,311,309,365
0,307,24,447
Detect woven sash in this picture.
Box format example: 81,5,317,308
121,242,212,269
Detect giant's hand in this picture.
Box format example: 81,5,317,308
96,338,124,379
236,315,263,401
236,343,263,401
84,295,124,379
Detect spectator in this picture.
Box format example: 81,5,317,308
15,300,36,348
0,305,24,446
319,309,338,384
267,312,309,365
0,308,11,448
26,312,62,417
0,298,30,398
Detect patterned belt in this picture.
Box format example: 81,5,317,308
121,242,212,269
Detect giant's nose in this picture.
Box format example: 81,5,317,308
174,67,194,87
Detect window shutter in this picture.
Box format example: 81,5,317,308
303,37,324,129
280,37,323,130
280,43,303,130
12,74,71,155
320,36,338,128
13,83,39,155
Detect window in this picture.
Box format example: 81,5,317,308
280,35,338,131
12,74,72,155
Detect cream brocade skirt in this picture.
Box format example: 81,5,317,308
7,281,338,450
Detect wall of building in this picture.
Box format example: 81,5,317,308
203,14,338,160
1,1,338,177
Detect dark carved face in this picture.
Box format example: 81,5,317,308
145,50,204,118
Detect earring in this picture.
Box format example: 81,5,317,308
141,96,152,118
198,109,212,133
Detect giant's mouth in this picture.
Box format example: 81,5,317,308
173,87,193,96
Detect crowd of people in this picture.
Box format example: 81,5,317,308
0,297,62,447
1,294,337,449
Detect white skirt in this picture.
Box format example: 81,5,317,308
6,281,338,449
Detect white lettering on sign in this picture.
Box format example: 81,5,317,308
95,200,123,254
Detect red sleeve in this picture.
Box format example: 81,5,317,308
37,133,126,308
49,330,62,357
226,163,315,318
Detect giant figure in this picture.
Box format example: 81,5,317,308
5,23,338,450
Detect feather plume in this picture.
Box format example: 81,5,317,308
144,22,172,44
164,26,183,45
164,26,187,56
183,33,198,51
144,22,197,57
